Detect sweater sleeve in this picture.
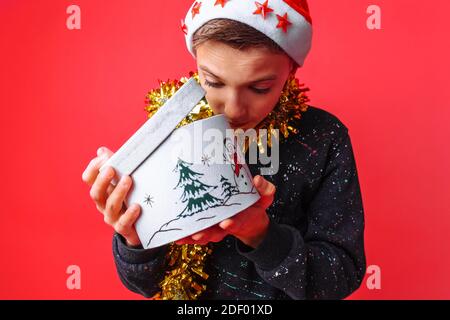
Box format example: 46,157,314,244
112,233,168,298
235,130,366,299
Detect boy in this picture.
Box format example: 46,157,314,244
82,0,366,299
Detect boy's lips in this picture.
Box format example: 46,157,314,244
229,121,248,128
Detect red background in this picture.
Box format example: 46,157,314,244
0,0,449,299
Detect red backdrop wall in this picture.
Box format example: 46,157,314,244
0,0,449,299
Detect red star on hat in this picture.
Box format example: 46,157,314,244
276,13,292,33
181,19,188,35
253,0,274,19
214,0,228,8
191,1,202,19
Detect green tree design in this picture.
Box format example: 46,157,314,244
147,157,246,247
175,158,222,218
220,175,238,202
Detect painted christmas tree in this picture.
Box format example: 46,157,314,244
220,175,238,202
174,158,222,218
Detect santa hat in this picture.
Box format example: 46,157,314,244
182,0,313,67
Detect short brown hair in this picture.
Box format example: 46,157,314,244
192,18,298,71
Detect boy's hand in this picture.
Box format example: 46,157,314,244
176,175,275,249
82,146,142,247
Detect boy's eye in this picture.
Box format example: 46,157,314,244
204,79,271,95
204,79,223,88
252,87,271,94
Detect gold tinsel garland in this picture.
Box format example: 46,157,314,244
144,71,310,300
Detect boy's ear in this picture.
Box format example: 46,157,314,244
290,60,299,76
287,62,295,79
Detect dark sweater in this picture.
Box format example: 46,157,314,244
112,106,366,300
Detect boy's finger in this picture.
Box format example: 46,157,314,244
253,175,276,209
254,175,276,196
255,193,275,210
106,183,115,196
219,218,242,234
97,146,114,157
191,226,227,242
90,166,116,210
82,147,114,186
175,237,190,245
114,204,140,238
209,232,227,243
175,238,208,245
104,175,133,223
82,156,106,185
82,154,111,186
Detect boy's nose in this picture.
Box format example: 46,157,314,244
225,108,247,123
223,93,248,123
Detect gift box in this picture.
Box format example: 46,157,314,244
100,78,260,249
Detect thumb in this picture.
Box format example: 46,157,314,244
253,175,276,209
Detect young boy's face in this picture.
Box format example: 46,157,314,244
196,40,294,130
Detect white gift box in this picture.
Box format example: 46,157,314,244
100,78,260,248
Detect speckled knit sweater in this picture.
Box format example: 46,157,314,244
112,106,366,300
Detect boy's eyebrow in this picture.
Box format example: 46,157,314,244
199,65,277,84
